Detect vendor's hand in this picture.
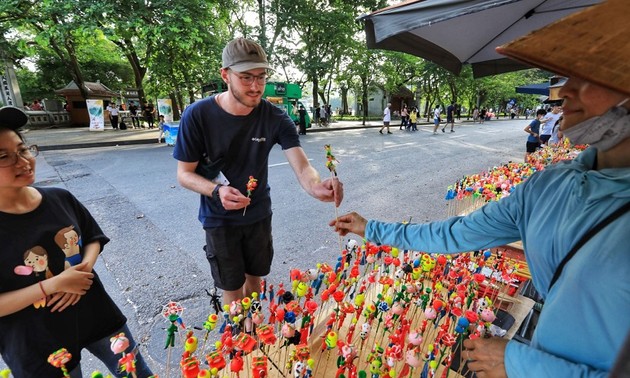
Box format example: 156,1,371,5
219,185,251,210
463,337,508,378
312,177,343,207
329,212,367,237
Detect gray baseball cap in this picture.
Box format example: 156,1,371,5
0,106,29,130
222,37,272,72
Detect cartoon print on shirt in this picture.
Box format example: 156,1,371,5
21,246,54,308
23,246,53,279
54,225,82,268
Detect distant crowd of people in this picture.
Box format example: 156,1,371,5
314,104,332,126
22,99,44,111
21,98,158,130
523,102,564,161
104,100,157,130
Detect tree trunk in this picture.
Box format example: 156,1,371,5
258,0,267,52
340,86,349,115
312,77,319,107
361,75,368,125
169,92,180,120
118,38,147,104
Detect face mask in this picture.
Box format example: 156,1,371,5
562,98,630,151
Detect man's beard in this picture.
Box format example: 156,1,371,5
230,86,262,109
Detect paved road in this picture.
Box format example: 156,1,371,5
2,118,528,376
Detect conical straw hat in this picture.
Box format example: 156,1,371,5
497,0,630,97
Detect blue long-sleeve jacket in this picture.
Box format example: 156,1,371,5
366,147,630,377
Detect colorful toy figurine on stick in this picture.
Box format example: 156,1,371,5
48,348,72,377
243,175,258,216
324,144,338,176
110,333,137,378
324,145,343,253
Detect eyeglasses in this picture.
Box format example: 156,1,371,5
231,71,268,86
0,145,39,167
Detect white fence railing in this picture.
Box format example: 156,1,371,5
25,111,72,127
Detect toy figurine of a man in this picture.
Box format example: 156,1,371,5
165,313,179,349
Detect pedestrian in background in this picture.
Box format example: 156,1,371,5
549,116,564,146
432,105,441,134
379,102,392,134
480,107,487,123
524,108,547,161
298,105,307,135
106,101,119,130
443,101,455,132
157,114,165,143
331,1,630,375
320,105,328,127
143,101,155,129
540,103,563,146
173,37,343,308
409,107,418,131
399,105,408,130
326,104,332,124
0,106,153,377
30,100,43,111
128,102,140,129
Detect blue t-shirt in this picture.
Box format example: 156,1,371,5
527,119,541,143
173,96,300,227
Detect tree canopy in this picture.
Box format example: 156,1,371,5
1,0,550,118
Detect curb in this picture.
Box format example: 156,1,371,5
38,138,161,151
35,125,384,151
35,121,468,150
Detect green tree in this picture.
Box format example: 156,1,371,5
37,31,134,92
241,0,386,109
3,0,102,100
11,28,134,103
91,0,235,114
345,42,383,124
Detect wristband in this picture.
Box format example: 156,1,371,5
38,281,48,297
212,184,223,200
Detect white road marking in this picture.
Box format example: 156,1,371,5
269,158,313,168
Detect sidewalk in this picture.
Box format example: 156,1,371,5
22,118,480,151
22,120,386,151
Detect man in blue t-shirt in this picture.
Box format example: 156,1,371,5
173,37,343,307
443,101,455,132
523,108,547,161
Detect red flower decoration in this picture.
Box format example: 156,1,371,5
465,310,479,324
450,307,463,317
441,333,457,347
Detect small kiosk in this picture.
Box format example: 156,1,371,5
55,81,118,127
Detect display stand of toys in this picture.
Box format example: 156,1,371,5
0,143,586,378
526,141,586,169
445,141,585,217
145,240,530,378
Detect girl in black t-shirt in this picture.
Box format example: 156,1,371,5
0,107,154,377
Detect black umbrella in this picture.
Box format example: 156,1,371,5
361,0,601,77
